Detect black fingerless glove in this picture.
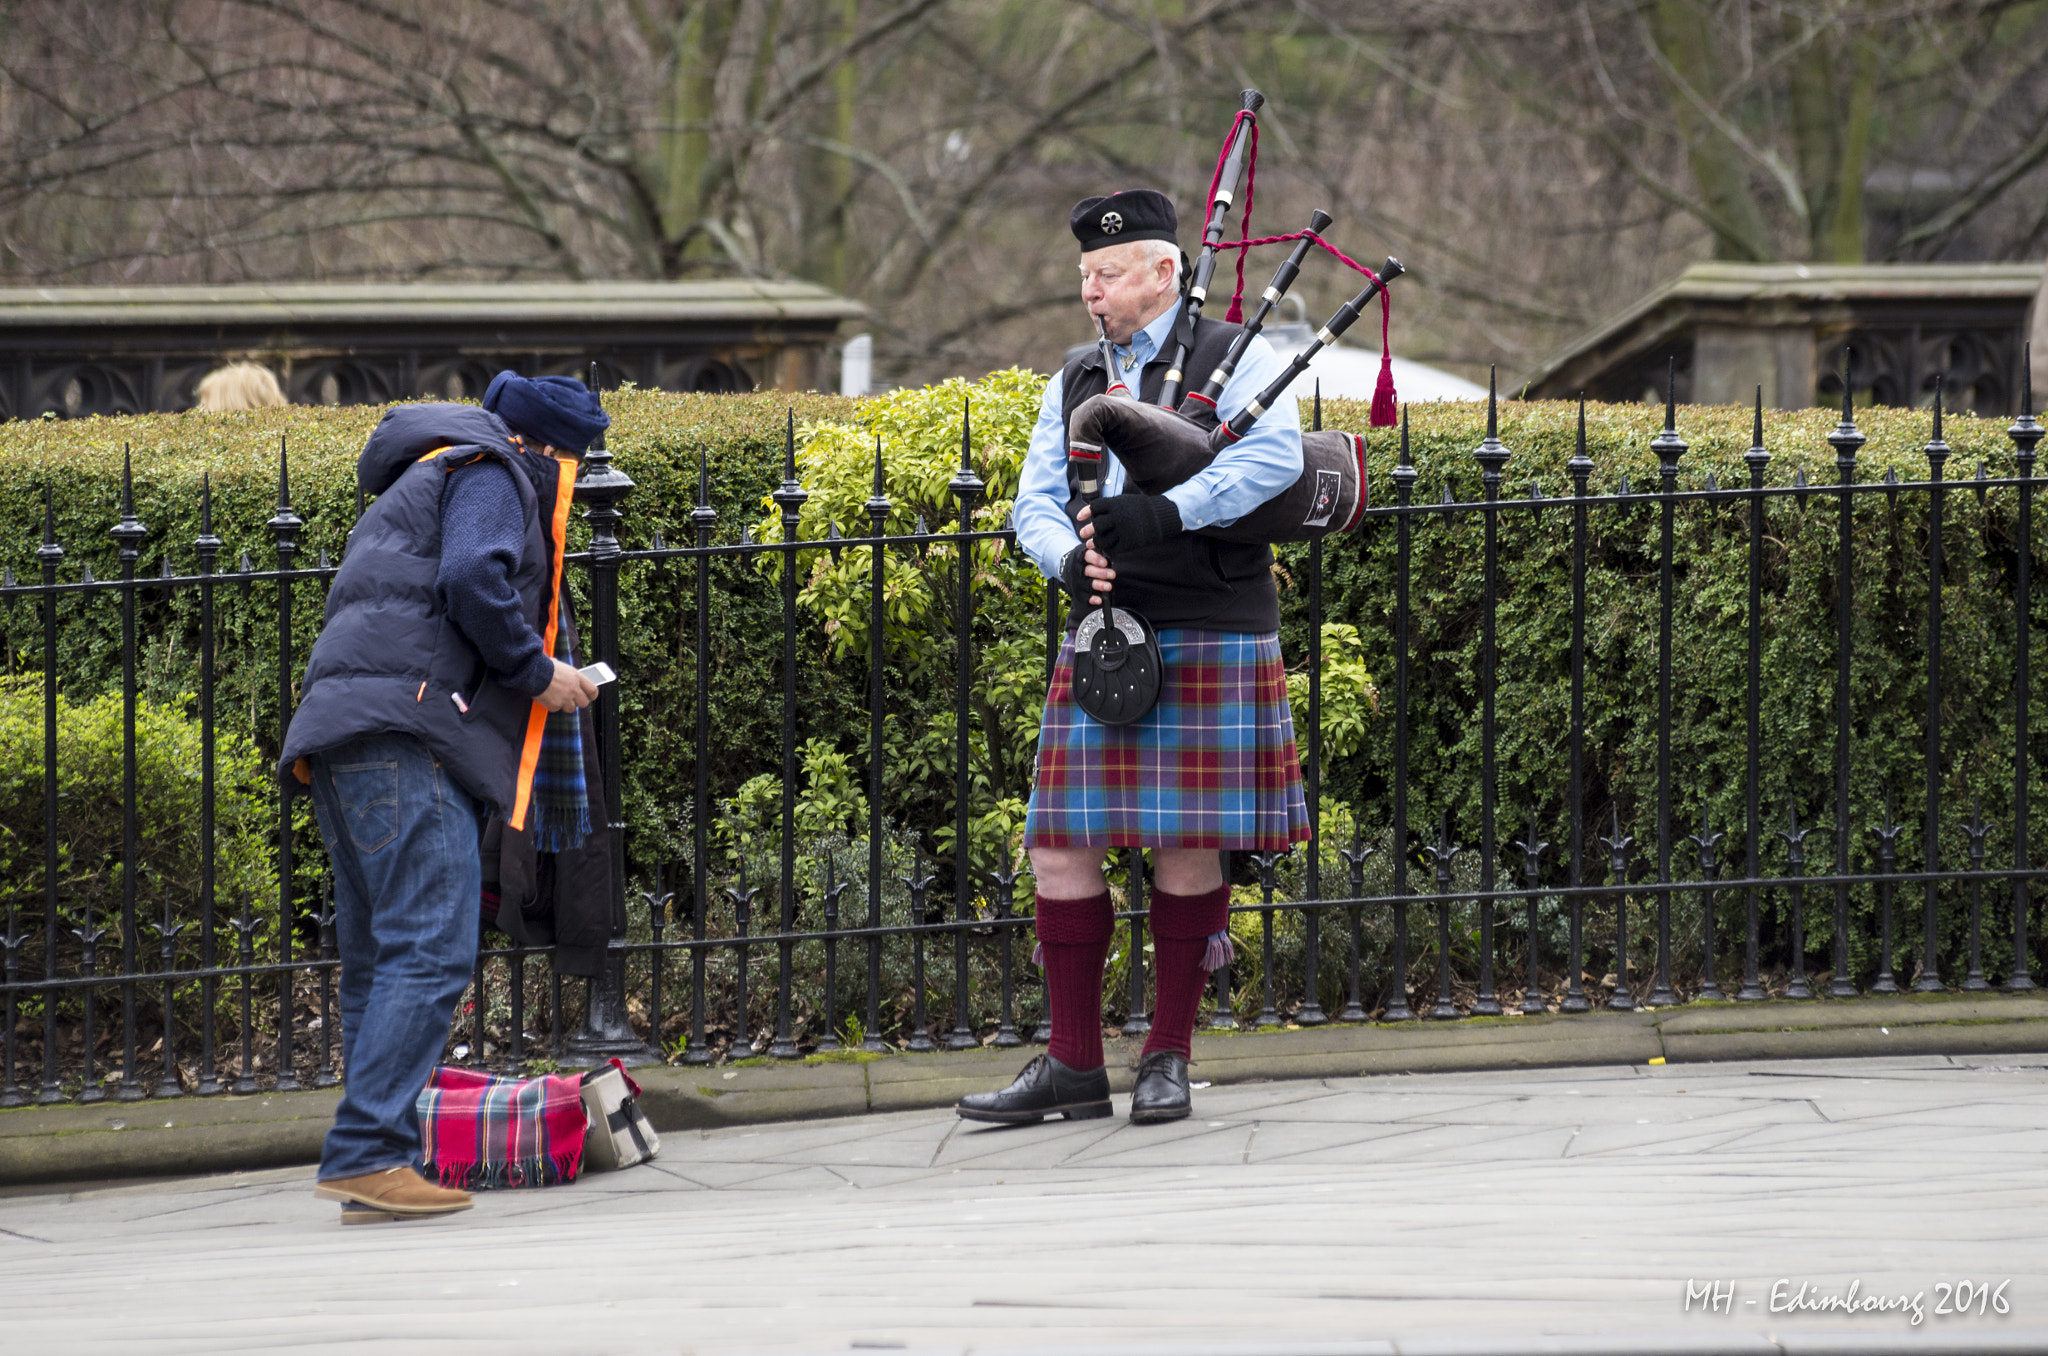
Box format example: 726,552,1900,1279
1087,493,1183,555
1059,543,1093,602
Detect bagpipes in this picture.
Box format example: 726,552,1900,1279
1067,88,1404,549
1069,90,1403,726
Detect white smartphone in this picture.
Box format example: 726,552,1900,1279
578,661,617,686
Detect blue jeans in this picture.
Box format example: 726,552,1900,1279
306,733,481,1181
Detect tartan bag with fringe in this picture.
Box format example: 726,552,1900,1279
416,1065,589,1190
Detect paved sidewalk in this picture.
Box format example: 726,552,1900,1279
3,1054,2045,1355
10,992,2048,1187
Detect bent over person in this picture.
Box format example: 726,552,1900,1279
958,189,1311,1127
280,372,608,1223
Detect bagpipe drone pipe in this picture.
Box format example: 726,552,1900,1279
1066,224,1404,545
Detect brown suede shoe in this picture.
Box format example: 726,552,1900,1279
315,1165,473,1222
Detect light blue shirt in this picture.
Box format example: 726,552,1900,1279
1013,303,1303,580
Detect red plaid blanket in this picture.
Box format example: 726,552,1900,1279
416,1065,588,1190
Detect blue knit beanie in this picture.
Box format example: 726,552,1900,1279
481,371,610,453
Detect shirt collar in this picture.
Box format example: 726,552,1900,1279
1111,302,1183,371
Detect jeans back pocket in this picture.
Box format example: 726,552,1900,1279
329,760,402,854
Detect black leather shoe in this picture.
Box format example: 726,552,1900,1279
956,1053,1112,1124
1129,1050,1191,1123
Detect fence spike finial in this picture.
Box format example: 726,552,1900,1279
1664,356,1676,431
1313,379,1321,433
1933,373,1944,441
697,447,708,506
1398,403,1412,468
112,443,147,560
1487,364,1498,440
276,432,290,509
1752,385,1764,448
2026,341,2034,419
783,408,797,483
38,479,65,574
873,433,886,498
1841,347,1854,423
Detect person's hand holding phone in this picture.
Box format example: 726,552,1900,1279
538,658,599,712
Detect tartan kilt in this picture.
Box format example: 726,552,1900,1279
1023,627,1311,851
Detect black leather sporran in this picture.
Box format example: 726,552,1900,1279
1071,603,1163,726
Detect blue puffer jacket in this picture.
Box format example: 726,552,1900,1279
280,404,563,820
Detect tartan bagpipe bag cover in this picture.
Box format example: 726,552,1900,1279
416,1065,589,1190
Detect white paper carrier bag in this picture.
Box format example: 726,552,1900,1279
579,1058,660,1170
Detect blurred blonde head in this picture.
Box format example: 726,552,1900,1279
195,362,287,412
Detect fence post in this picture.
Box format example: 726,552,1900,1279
112,448,147,1099
771,411,807,1059
267,437,303,1092
862,442,893,1053
1562,403,1592,1015
944,398,982,1051
1828,355,1866,997
195,476,223,1093
1299,385,1327,1027
1472,370,1509,1016
1918,382,1950,992
2008,358,2039,991
37,487,65,1105
683,453,716,1065
563,395,658,1067
1384,410,1417,1022
1647,366,1684,1007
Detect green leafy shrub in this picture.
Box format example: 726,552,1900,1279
1289,623,1379,763
0,675,274,931
3,384,2042,1003
756,371,1048,884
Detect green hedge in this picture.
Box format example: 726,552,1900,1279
1,384,2041,990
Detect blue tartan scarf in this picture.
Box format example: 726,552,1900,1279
529,629,590,854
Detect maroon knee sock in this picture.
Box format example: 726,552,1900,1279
1035,892,1113,1071
1144,884,1232,1060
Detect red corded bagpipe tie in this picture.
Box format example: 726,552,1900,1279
1204,111,1260,327
1203,105,1398,426
1225,229,1399,428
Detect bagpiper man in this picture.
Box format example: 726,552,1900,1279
957,188,1312,1126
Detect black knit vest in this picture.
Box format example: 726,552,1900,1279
1059,316,1278,633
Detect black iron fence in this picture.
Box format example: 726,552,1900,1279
2,362,2045,1107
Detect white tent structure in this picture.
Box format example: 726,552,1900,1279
1058,318,1485,408
1259,321,1486,406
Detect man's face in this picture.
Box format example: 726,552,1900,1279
1080,241,1178,346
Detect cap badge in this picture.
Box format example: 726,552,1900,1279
1099,211,1123,235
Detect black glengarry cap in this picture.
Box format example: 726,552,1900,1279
1070,189,1178,253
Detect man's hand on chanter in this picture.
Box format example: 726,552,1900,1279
1083,493,1182,555
537,659,599,713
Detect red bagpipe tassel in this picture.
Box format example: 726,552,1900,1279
1368,282,1397,427
1371,353,1397,427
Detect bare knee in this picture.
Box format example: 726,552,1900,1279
1152,848,1224,895
1029,848,1107,899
